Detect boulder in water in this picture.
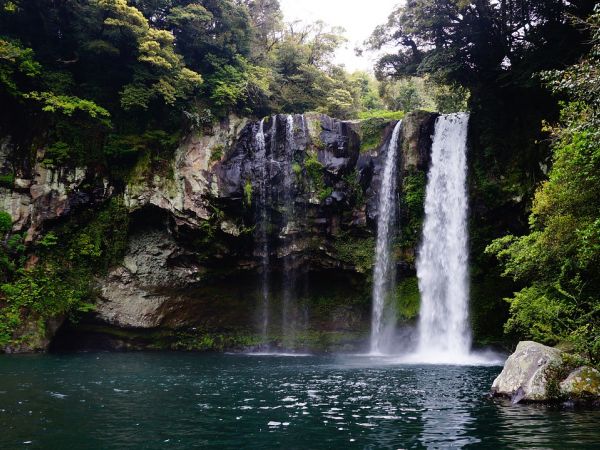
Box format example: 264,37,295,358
491,341,563,402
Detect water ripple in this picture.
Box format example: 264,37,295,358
0,353,598,449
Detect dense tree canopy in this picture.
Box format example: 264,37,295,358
368,0,596,86
0,0,397,174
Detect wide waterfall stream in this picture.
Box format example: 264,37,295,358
413,113,473,363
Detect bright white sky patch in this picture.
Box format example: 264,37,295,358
279,0,402,73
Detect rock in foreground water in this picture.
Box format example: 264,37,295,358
492,341,600,404
492,341,563,402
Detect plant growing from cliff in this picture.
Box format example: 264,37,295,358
305,153,331,202
333,233,375,274
0,264,94,347
0,198,130,347
342,172,364,206
210,145,225,163
0,211,11,235
0,173,14,188
401,172,426,248
358,118,388,154
243,179,252,206
396,277,420,321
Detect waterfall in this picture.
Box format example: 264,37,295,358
370,120,403,354
256,117,271,343
415,113,471,360
282,114,297,346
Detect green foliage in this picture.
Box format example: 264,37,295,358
368,0,593,90
395,277,420,320
292,162,302,176
342,171,364,206
358,110,405,121
358,118,388,154
321,88,355,119
243,179,252,206
25,92,111,125
0,210,11,234
171,330,263,352
0,172,14,188
0,264,94,347
333,234,375,274
0,38,41,95
304,153,330,201
66,199,130,272
486,127,600,360
207,56,270,112
487,12,600,361
210,145,225,163
38,232,58,248
401,172,426,247
42,141,71,167
0,198,130,348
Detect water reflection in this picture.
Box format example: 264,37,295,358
418,367,479,448
0,353,599,449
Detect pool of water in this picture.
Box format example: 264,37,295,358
1,353,599,449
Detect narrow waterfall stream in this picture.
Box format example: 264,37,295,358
415,113,471,361
255,118,270,342
282,114,297,347
370,120,403,354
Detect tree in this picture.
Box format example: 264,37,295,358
368,0,596,86
487,10,600,361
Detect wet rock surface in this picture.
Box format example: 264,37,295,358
560,366,600,399
1,112,439,352
492,341,600,403
492,341,563,402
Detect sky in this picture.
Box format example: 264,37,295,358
278,0,402,73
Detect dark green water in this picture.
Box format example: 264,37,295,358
1,353,599,449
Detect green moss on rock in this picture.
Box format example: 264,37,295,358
396,277,420,320
358,118,388,154
333,234,375,273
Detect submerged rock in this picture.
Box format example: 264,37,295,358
491,341,563,402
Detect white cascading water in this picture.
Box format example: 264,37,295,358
415,113,471,361
370,120,403,354
255,118,270,341
282,114,297,345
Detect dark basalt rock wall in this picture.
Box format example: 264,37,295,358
1,111,439,352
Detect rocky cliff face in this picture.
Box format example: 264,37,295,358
1,112,438,352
